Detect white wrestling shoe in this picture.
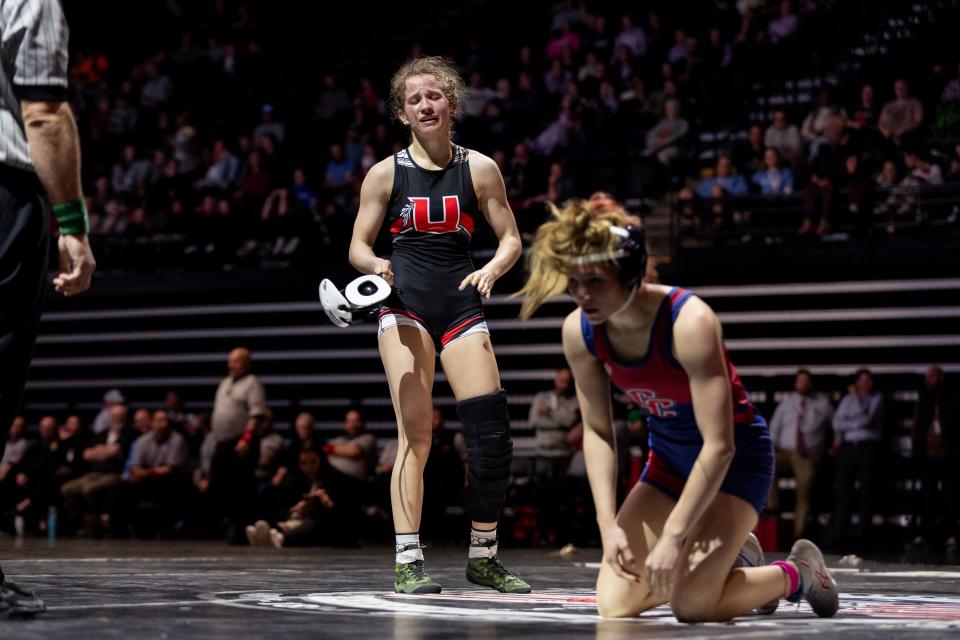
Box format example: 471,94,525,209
733,533,779,615
786,539,839,618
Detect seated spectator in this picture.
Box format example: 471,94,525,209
678,154,749,234
614,14,647,57
248,448,361,548
462,72,498,119
904,366,958,562
768,0,799,42
528,369,579,479
421,407,468,538
875,148,943,234
195,140,242,191
14,416,62,533
0,417,31,515
643,98,688,166
252,103,285,145
828,369,884,552
139,61,175,109
545,21,580,60
752,148,794,195
732,124,766,175
849,83,878,130
801,86,847,144
324,409,375,484
941,61,960,104
255,407,285,484
801,113,850,235
694,154,749,198
764,110,803,164
314,73,351,121
127,410,189,535
878,79,924,144
875,159,900,189
767,370,834,538
57,415,90,485
61,404,136,535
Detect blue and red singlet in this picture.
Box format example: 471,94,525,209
581,287,773,513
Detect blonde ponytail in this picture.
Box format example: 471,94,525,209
515,199,638,319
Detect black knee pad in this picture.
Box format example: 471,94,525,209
457,389,513,523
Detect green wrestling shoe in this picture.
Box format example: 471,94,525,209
466,557,531,594
394,559,442,594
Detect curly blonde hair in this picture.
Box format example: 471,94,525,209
516,199,640,320
389,56,466,125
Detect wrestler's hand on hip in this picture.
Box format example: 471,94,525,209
53,234,96,296
600,523,643,584
645,534,683,599
373,258,394,286
458,267,497,299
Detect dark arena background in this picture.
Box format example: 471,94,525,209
3,0,960,637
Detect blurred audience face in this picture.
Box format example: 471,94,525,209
38,416,57,441
109,404,128,429
764,148,781,170
861,84,875,106
431,407,444,435
133,409,152,434
9,416,26,440
795,371,813,395
925,366,944,390
716,155,733,177
894,79,909,100
295,412,315,441
772,110,789,130
554,368,573,396
227,348,251,378
299,449,322,479
343,410,363,438
854,371,874,395
152,410,172,441
60,415,81,440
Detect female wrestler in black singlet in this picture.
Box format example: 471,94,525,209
349,57,529,594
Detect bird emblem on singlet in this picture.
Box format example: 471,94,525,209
399,198,415,233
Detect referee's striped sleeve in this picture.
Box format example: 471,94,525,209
0,0,69,101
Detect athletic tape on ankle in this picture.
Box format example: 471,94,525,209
771,560,799,597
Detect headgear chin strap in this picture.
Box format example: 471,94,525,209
568,224,647,289
319,275,391,327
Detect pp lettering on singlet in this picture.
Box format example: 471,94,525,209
626,389,678,418
399,196,461,233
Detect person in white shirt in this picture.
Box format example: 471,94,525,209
767,370,834,538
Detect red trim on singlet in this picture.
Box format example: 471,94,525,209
440,313,484,346
379,307,431,328
389,219,404,233
642,449,685,497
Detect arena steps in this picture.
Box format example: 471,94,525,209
24,277,960,448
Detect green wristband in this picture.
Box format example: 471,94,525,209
53,198,90,236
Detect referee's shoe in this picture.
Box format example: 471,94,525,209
0,579,46,618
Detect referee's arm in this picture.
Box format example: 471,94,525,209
21,98,95,295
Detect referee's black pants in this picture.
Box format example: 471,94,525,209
0,166,50,583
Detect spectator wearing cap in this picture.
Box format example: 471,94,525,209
91,389,126,435
253,104,284,145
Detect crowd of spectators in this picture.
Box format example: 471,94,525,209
63,1,960,274
3,351,957,560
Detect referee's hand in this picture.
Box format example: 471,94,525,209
53,234,96,296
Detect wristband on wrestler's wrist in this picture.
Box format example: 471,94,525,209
240,429,254,444
53,198,90,236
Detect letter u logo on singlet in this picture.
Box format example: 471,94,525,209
410,196,461,233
